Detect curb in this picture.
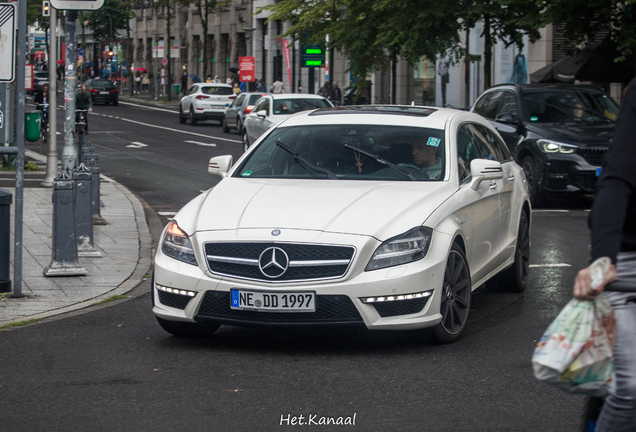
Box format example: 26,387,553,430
119,95,180,109
1,151,154,327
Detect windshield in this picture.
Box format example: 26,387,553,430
522,90,619,123
201,86,233,95
273,98,331,115
233,125,445,181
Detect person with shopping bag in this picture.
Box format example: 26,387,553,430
572,79,636,431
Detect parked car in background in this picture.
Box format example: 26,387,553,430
153,105,531,344
223,92,266,135
179,83,235,125
32,71,49,95
242,94,332,151
471,84,618,204
84,79,119,105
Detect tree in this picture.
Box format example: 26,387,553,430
152,0,177,101
463,0,543,89
177,0,228,80
542,0,636,69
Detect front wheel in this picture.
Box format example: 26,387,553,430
179,106,186,124
222,117,230,133
522,156,542,206
488,210,530,292
430,243,471,344
242,131,250,152
156,317,220,338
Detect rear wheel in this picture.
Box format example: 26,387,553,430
156,317,220,338
236,119,243,135
113,99,118,106
178,106,186,124
222,117,230,133
189,107,198,125
242,131,250,152
489,210,530,292
430,243,471,344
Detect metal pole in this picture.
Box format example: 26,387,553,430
62,11,77,173
42,6,58,187
12,0,27,297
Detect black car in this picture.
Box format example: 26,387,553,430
84,79,119,105
471,84,618,204
32,71,49,95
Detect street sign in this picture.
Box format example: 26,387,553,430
0,4,16,82
169,40,179,59
302,43,325,68
78,47,83,56
49,0,104,11
239,56,255,82
25,65,33,90
161,57,168,66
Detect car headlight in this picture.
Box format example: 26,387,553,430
537,139,577,154
161,221,197,266
366,227,433,271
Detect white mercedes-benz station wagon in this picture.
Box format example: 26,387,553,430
153,106,531,343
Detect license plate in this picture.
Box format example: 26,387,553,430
100,91,109,95
211,105,224,109
230,289,315,312
596,167,601,177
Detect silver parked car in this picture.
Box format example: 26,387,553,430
222,92,267,134
179,83,236,125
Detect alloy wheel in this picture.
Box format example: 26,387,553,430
439,248,471,336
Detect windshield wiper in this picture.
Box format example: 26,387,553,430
343,144,416,181
275,139,338,180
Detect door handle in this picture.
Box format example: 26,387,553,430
489,181,498,190
508,174,515,181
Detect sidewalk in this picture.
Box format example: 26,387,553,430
0,152,153,326
119,89,180,109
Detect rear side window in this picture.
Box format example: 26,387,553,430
482,91,504,119
498,92,518,119
248,94,264,105
474,94,491,117
201,86,233,95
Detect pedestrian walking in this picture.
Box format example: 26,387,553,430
332,82,342,106
180,71,188,95
572,78,636,432
271,79,284,94
233,83,241,95
257,79,267,93
142,72,149,92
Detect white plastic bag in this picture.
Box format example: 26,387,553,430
532,296,617,397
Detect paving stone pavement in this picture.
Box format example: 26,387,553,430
0,157,152,326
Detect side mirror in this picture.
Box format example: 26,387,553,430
495,112,517,124
208,155,234,177
469,159,503,190
256,110,267,118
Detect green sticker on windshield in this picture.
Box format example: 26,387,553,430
530,116,538,122
242,171,252,177
427,137,441,147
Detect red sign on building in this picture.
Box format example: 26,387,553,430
239,56,255,83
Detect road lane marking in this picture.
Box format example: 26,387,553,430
529,263,571,268
532,210,570,213
119,117,241,143
118,101,179,114
127,142,148,148
184,140,217,147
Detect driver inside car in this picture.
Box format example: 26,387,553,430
411,137,443,179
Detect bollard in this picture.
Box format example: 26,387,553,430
0,189,12,292
44,171,87,276
74,164,101,257
84,143,106,225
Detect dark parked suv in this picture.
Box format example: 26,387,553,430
471,84,618,203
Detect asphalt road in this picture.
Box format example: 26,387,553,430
10,99,595,431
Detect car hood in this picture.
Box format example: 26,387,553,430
526,122,615,146
177,179,454,240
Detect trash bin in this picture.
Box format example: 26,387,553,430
25,111,41,142
174,84,180,95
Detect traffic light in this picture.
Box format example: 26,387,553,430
108,51,114,60
42,1,50,17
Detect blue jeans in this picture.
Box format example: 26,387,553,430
596,252,636,432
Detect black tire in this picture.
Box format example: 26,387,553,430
222,117,230,133
156,316,220,338
236,119,243,135
488,210,530,292
179,106,186,124
242,131,250,152
190,107,198,125
430,243,472,344
521,156,543,206
113,99,118,106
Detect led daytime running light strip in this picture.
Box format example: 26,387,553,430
155,283,197,297
361,290,432,304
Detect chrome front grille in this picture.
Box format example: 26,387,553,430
579,146,608,166
204,242,355,282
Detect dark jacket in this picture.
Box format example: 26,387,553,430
590,79,636,263
34,90,48,108
75,91,92,109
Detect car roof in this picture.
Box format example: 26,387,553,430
485,83,606,93
268,93,328,100
198,83,232,88
282,105,470,130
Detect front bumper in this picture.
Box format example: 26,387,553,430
153,229,451,331
538,150,604,194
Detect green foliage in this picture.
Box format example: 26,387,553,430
86,0,136,42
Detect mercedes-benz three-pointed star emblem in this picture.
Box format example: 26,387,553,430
258,247,290,278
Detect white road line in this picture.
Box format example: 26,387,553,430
184,140,217,147
118,100,179,114
157,211,178,216
126,142,148,148
529,263,572,268
119,117,241,143
532,210,570,213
